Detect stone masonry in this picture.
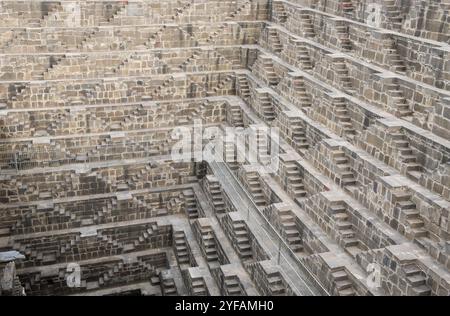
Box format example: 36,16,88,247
0,0,449,296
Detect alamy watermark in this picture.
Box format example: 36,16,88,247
366,263,382,289
66,263,81,288
366,4,382,27
171,120,280,174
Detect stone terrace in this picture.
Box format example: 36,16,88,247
0,0,449,296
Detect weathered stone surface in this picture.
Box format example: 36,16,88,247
0,0,448,297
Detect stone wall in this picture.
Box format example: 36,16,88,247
284,0,450,42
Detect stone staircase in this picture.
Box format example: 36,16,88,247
259,93,276,122
145,25,168,48
174,50,202,72
177,26,199,47
290,120,309,153
173,231,191,268
13,84,58,108
1,178,39,202
267,271,287,295
167,195,185,216
245,173,267,207
291,77,312,109
333,97,356,139
94,171,125,192
260,56,280,86
329,201,366,257
229,104,245,128
331,149,357,190
62,197,110,226
203,24,229,45
340,1,354,18
46,111,70,135
37,2,64,27
1,0,448,298
170,0,194,22
198,224,219,264
273,2,288,23
223,275,245,295
246,260,289,295
97,261,122,289
206,75,234,96
225,0,253,21
1,223,13,237
159,271,178,296
392,190,428,240
185,272,208,296
331,268,356,296
284,162,308,201
121,107,143,127
403,263,431,296
97,199,116,223
384,38,407,73
97,230,123,251
5,117,33,137
277,208,303,253
86,113,107,132
103,3,129,25
214,49,241,69
390,132,423,181
231,220,253,260
237,74,251,100
126,164,152,189
42,55,66,80
332,59,355,93
334,21,352,50
177,101,204,125
13,240,60,266
255,129,271,166
297,45,313,70
75,136,113,161
385,82,413,117
134,224,169,253
105,52,139,76
224,141,240,172
7,83,28,107
122,53,169,76
53,174,75,197
267,28,283,53
77,29,99,50
183,189,199,220
131,196,155,214
383,0,403,31
150,76,176,100
299,12,315,38
206,177,227,214
89,256,158,292
60,234,84,256
202,229,219,263
98,3,128,26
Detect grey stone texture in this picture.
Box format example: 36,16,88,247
0,0,449,296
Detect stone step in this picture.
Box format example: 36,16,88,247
336,220,353,230
406,218,425,229
406,163,422,172
402,209,420,219
343,237,359,247
404,264,422,276
342,178,357,186
335,279,353,291
411,284,431,296
331,270,348,282
407,274,427,287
